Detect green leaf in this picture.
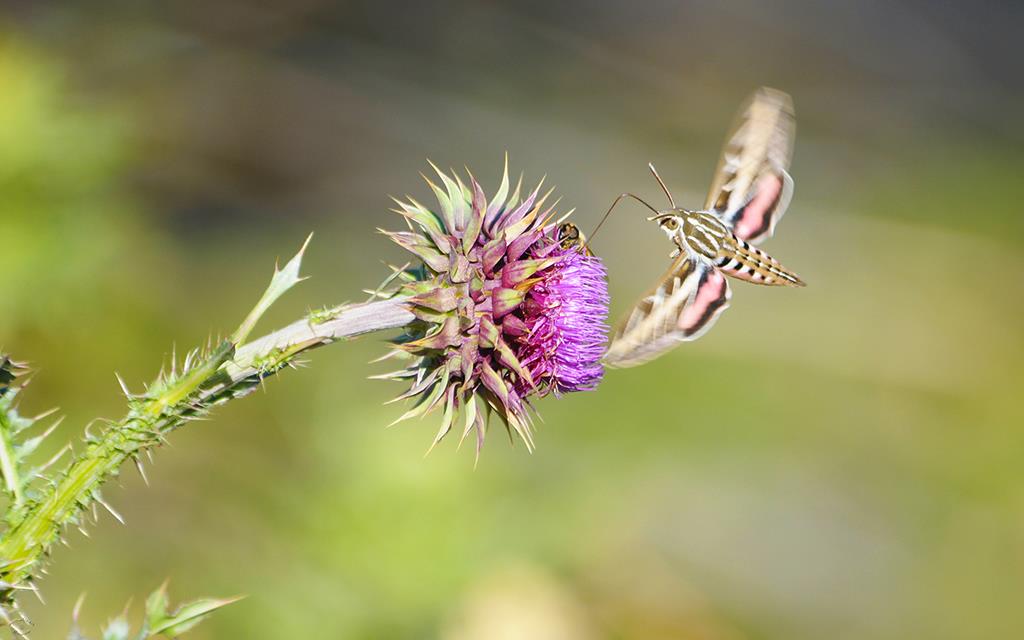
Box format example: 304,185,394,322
145,582,169,630
64,585,239,640
231,234,312,345
148,596,243,638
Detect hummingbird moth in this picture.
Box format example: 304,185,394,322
603,87,804,368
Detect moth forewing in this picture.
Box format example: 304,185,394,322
706,88,795,244
605,259,731,368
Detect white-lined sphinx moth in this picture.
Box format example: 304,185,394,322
604,87,804,368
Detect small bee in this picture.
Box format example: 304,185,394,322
557,222,593,256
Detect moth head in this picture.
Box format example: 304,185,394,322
649,212,684,238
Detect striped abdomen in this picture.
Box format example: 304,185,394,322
714,235,804,287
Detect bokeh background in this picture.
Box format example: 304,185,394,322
2,1,1023,638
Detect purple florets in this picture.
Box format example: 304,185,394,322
513,242,609,396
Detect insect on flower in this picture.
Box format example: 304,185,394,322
556,222,597,257
379,160,610,455
603,87,805,368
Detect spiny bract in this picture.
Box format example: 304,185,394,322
379,160,609,456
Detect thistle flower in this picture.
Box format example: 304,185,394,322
380,160,610,454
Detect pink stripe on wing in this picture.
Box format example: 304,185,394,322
680,268,727,334
735,174,782,241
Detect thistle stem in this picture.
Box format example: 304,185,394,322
224,297,416,384
0,297,415,602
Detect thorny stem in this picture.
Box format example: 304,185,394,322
0,297,415,614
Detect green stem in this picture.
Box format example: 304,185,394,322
0,297,414,601
0,341,234,582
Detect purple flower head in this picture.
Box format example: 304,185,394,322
511,232,609,397
377,160,609,456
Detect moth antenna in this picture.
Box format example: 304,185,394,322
648,163,676,208
585,192,661,251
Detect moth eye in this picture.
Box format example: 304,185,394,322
661,218,679,231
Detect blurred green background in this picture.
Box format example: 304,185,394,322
2,1,1023,638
